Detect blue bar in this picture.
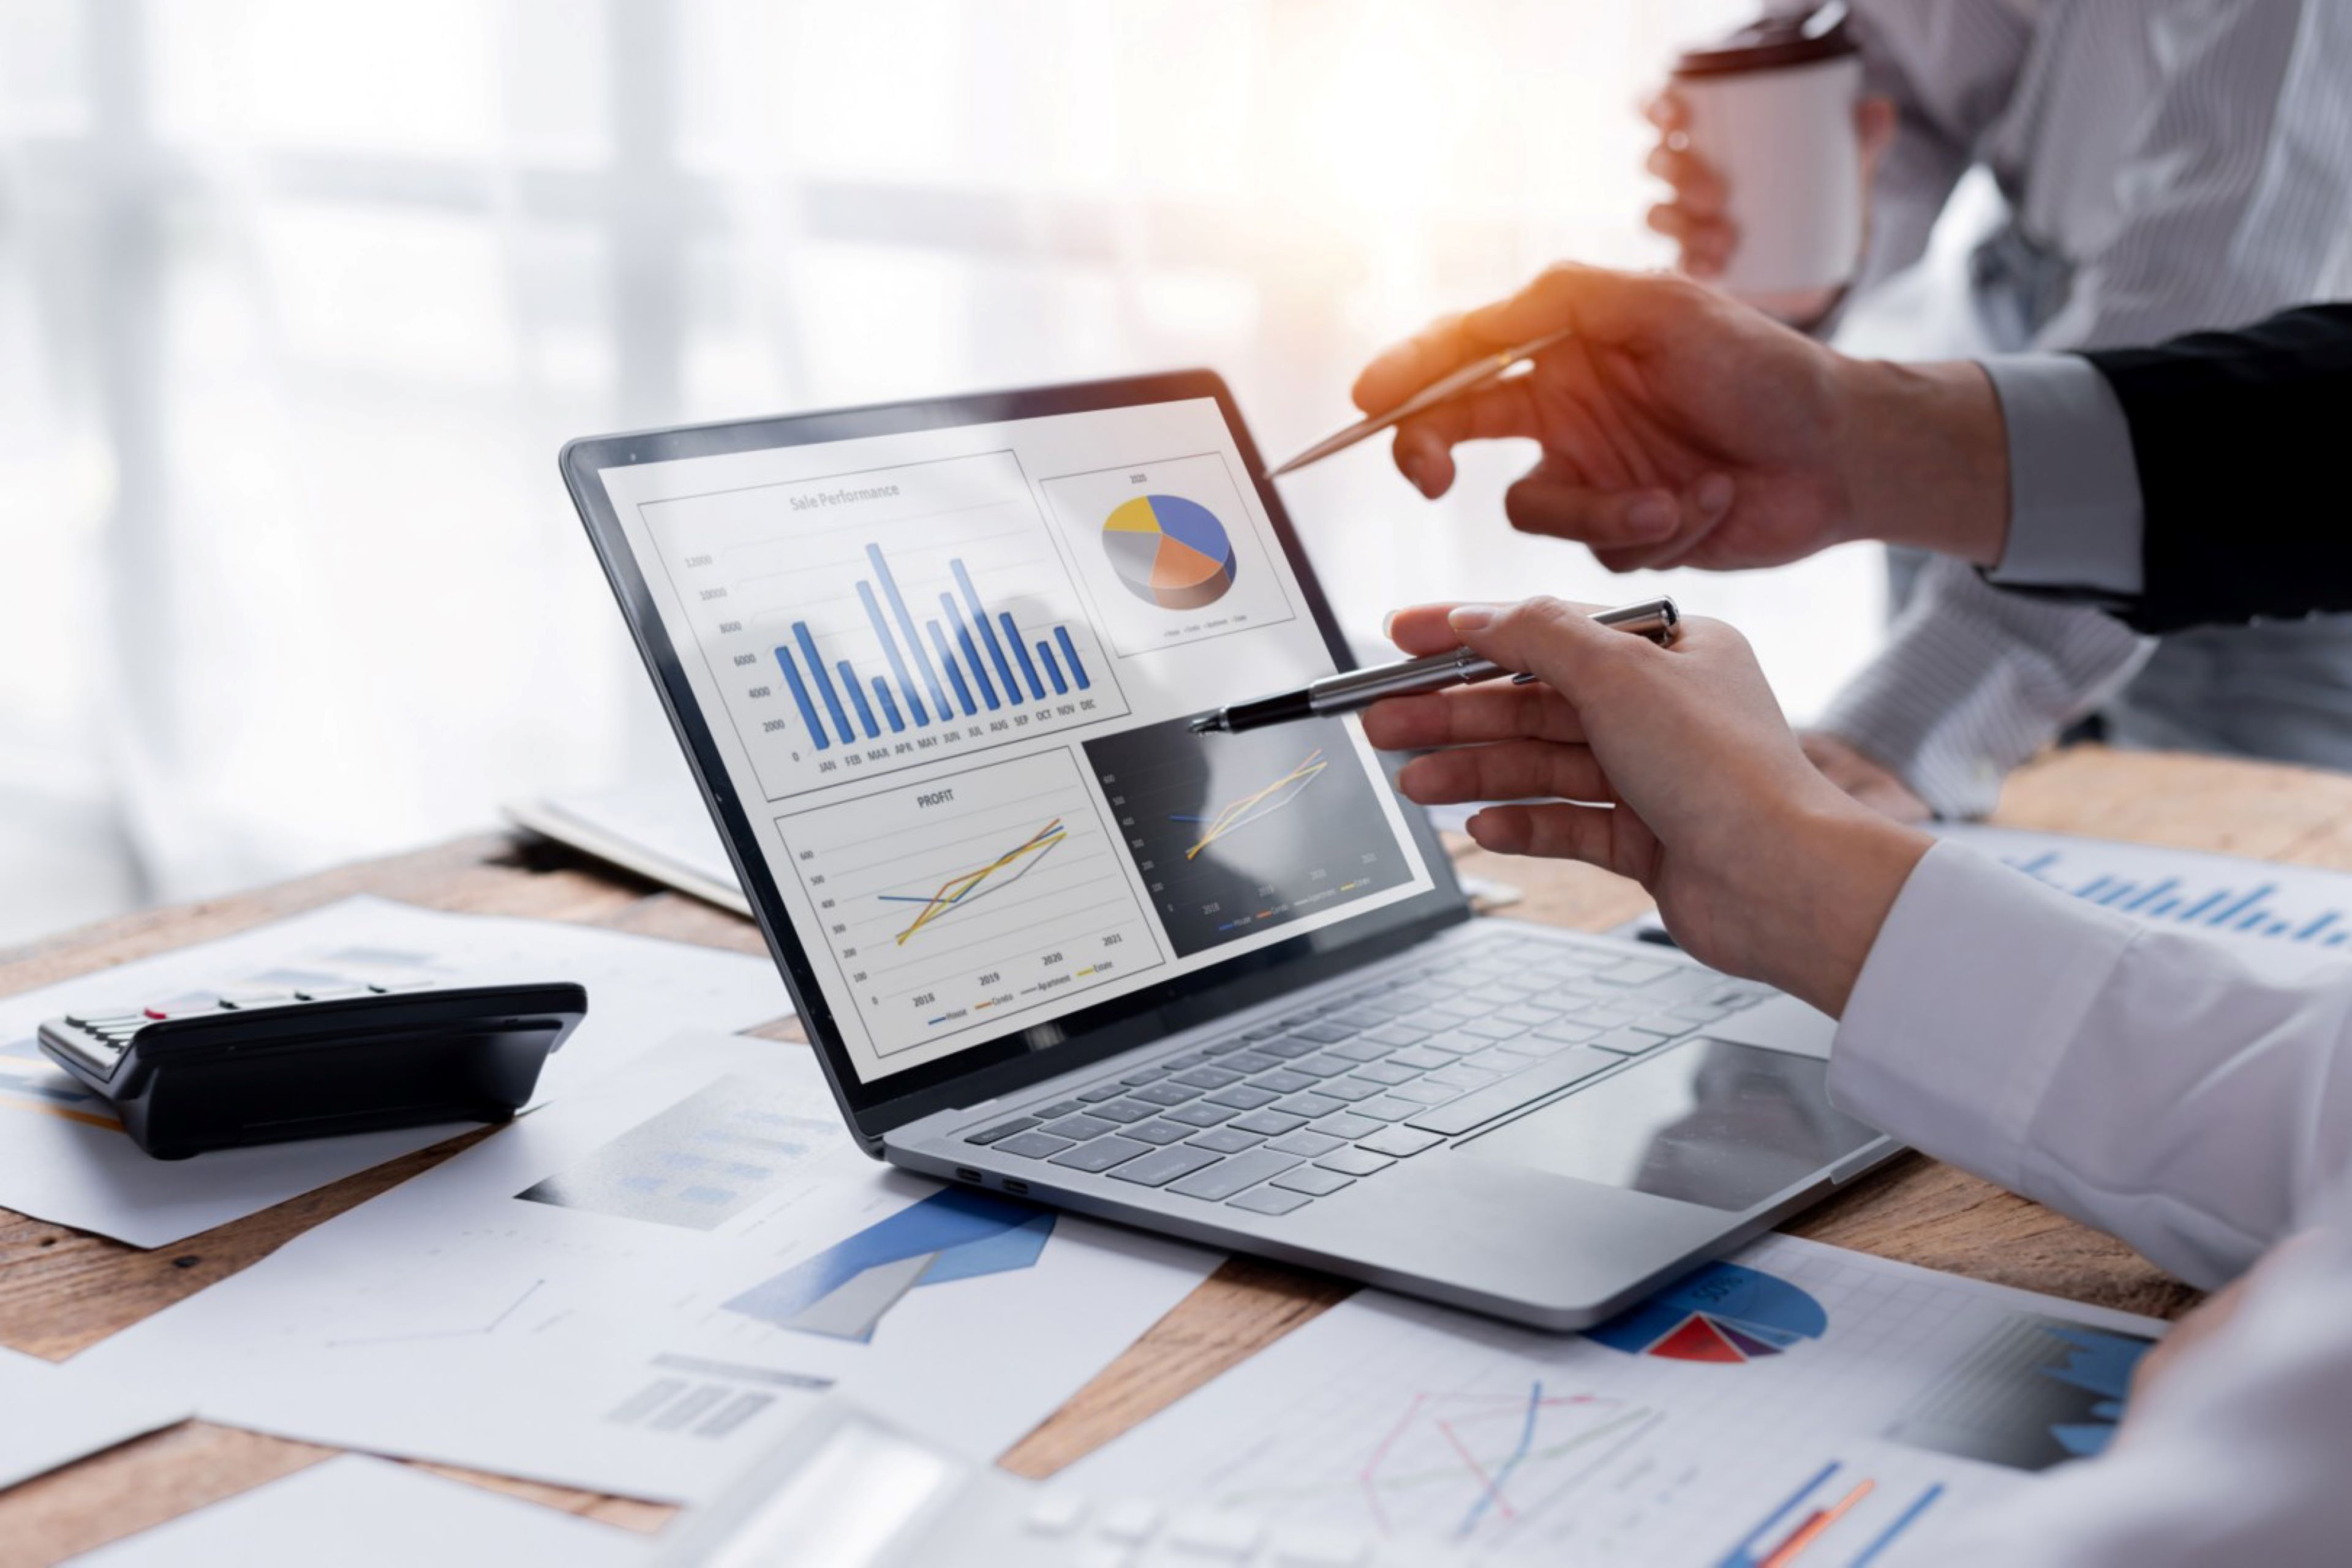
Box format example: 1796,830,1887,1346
927,621,977,715
1054,625,1090,690
2074,876,2111,901
941,594,1000,709
794,624,856,745
2095,881,2135,905
872,677,905,734
837,660,879,739
2266,918,2291,935
774,646,829,752
2331,932,2348,946
1848,1485,1945,1568
2179,890,2227,921
867,543,950,721
951,557,1020,700
2297,911,2340,941
2237,908,2271,930
1001,613,1046,700
2149,897,2178,914
856,579,930,728
1037,641,1067,695
2015,851,2060,878
2209,884,2274,927
2122,877,2179,911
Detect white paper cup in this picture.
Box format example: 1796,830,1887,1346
1670,12,1864,303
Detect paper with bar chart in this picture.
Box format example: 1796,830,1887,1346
1038,451,1297,655
1939,824,2352,975
1065,1232,2166,1566
779,749,1163,1054
1085,714,1419,958
638,450,1129,801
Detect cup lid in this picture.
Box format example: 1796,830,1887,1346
1672,3,1858,78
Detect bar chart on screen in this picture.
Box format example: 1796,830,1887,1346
640,450,1129,801
778,748,1163,1055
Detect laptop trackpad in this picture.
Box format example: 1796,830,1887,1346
1461,1039,1883,1213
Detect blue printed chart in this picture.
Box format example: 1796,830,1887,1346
1942,824,2352,967
1586,1261,1828,1364
722,1188,1055,1343
641,450,1129,801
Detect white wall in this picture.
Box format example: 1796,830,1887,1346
0,0,1888,944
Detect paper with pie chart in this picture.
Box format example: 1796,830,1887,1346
1038,451,1297,656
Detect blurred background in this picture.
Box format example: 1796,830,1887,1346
0,0,1928,944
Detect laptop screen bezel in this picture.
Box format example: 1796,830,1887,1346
561,369,1472,1145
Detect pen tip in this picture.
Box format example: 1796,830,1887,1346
1189,714,1223,734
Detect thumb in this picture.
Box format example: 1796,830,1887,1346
1444,597,1632,693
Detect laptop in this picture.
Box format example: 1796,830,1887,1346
560,371,1899,1330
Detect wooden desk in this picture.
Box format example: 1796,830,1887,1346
8,744,2348,1562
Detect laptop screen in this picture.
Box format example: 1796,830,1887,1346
589,388,1445,1092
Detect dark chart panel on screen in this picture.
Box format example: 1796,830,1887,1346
1085,715,1417,959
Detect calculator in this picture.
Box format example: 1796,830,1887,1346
39,981,587,1159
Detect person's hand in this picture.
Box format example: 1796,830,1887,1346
1641,87,1898,326
1351,265,2008,575
1362,597,1932,1013
1802,733,1931,824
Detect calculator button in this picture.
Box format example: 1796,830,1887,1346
142,1008,169,1020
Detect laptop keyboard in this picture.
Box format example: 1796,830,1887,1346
962,927,1770,1218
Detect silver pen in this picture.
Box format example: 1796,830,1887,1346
1189,598,1679,734
1263,327,1576,479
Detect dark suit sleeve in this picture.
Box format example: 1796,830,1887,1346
2083,305,2352,635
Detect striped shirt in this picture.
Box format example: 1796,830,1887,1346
1808,0,2352,816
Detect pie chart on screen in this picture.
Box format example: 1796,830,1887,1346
1584,1261,1828,1363
1102,494,1238,611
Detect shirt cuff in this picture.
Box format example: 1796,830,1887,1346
1980,355,2146,598
1827,839,2138,1194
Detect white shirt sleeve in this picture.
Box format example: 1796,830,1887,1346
1830,841,2352,1289
1830,842,2352,1563
1980,356,2146,598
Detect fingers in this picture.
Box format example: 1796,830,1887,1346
1642,88,1688,134
1382,601,1478,657
1458,263,1706,362
1396,739,1610,806
1360,684,1588,751
1502,464,1733,556
1645,204,1736,278
1441,595,1682,694
1353,311,1510,417
1463,801,1623,868
1856,94,1898,165
1644,145,1726,214
1388,380,1544,498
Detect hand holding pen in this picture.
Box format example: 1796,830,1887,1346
1193,598,1678,734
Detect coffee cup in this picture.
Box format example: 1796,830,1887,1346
1669,6,1865,307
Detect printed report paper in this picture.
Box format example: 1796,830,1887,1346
0,896,790,1248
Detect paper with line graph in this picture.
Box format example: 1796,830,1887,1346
83,1030,1218,1498
1065,1232,2166,1566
